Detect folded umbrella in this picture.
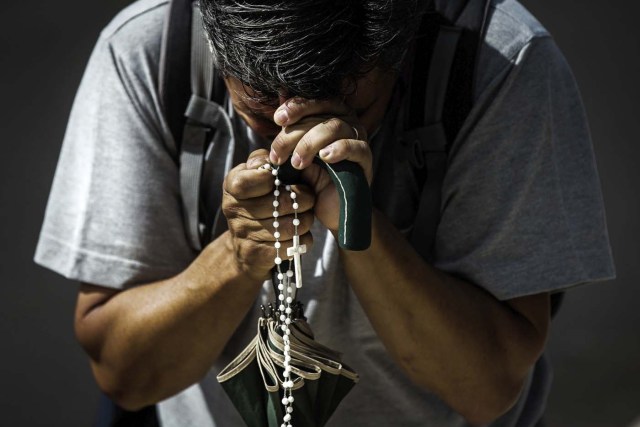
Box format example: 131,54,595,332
217,304,359,427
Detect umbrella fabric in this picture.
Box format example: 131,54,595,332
217,317,359,427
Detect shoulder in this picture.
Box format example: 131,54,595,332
473,0,562,99
485,0,549,56
101,0,168,41
98,0,169,69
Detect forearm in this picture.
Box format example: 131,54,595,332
76,231,263,410
340,210,548,424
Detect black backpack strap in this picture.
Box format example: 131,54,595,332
159,0,230,251
178,0,217,251
404,0,490,262
442,0,492,143
159,0,193,148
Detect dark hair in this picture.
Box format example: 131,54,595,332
200,0,424,102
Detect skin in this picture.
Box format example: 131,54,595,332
74,67,550,425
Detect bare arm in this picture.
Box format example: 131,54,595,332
339,211,550,425
74,231,261,410
74,150,314,410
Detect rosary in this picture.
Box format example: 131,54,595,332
218,159,366,427
260,162,306,427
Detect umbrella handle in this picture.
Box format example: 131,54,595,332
277,157,372,251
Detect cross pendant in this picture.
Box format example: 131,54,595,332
286,235,307,289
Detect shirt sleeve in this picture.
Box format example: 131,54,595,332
432,36,616,300
34,22,197,289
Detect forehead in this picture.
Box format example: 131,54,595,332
225,67,393,115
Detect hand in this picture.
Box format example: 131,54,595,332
222,149,315,281
268,98,372,233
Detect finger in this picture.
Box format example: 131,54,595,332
292,118,366,170
273,97,353,127
246,148,271,169
270,124,309,165
230,210,315,243
225,184,315,220
223,166,274,200
318,138,373,184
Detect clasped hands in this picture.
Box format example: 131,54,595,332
222,98,372,280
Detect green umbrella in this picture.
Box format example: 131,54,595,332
217,307,359,427
217,160,370,427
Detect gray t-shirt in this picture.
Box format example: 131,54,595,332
35,0,615,426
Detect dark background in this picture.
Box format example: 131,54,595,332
1,0,638,426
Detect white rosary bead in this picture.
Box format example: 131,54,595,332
271,171,305,427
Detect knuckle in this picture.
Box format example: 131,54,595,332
355,139,371,156
323,117,344,134
271,133,289,152
296,135,314,154
284,97,308,116
221,200,238,219
227,217,249,239
224,174,246,196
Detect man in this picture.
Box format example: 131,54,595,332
35,0,615,425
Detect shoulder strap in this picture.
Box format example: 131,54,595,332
406,0,491,262
159,0,193,148
160,0,229,251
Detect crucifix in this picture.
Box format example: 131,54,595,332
287,235,307,289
